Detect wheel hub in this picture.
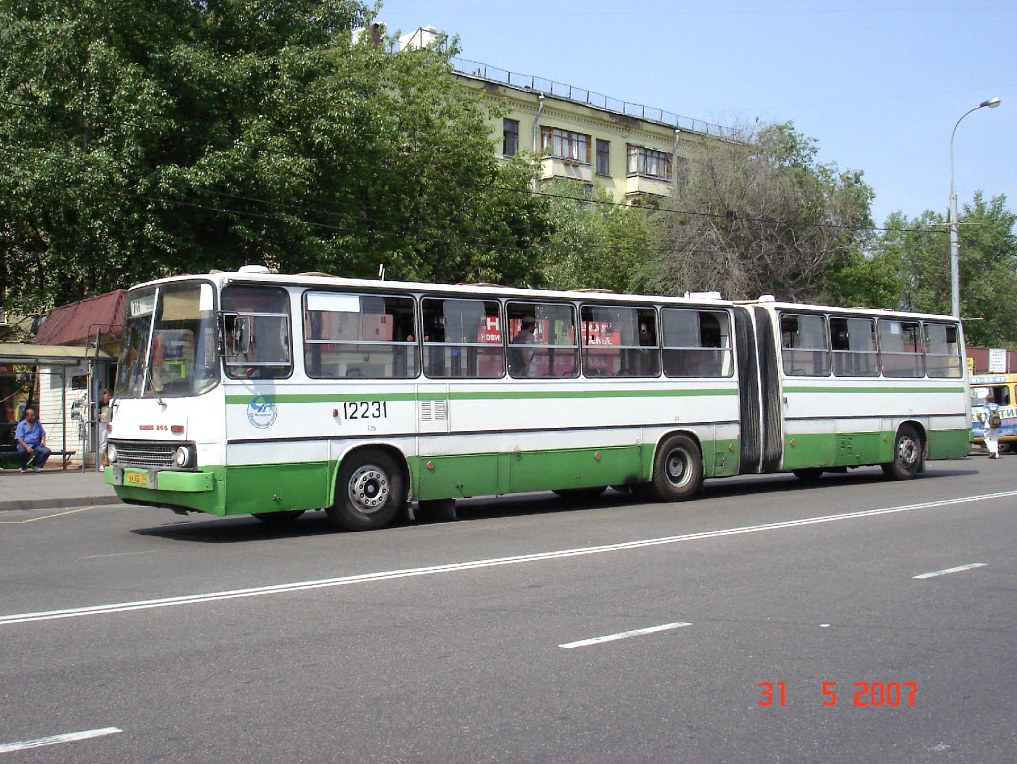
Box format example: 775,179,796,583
898,438,919,465
666,451,688,486
348,466,390,514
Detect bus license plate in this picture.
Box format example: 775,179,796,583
126,472,148,487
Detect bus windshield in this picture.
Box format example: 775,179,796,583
114,282,218,398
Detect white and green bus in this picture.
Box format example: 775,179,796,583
105,268,970,530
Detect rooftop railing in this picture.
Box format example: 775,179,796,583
451,56,737,140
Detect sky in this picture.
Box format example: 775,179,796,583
374,0,1016,227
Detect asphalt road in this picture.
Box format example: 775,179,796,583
1,458,1014,763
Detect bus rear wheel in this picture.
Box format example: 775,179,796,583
327,450,406,531
652,434,703,501
882,424,923,480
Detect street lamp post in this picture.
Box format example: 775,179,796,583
950,96,1000,318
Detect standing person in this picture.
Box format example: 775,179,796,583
15,406,51,472
98,389,112,466
982,390,1001,459
509,317,537,377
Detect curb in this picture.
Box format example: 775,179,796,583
0,496,123,512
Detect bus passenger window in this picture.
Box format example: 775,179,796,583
506,302,579,379
661,309,733,377
303,292,418,379
878,320,923,378
780,313,830,376
422,298,503,379
830,316,878,377
581,305,659,378
222,286,292,380
924,323,963,379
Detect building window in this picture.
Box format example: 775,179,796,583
627,145,672,181
541,127,591,164
503,118,519,157
596,139,610,176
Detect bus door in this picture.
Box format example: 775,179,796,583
734,307,782,473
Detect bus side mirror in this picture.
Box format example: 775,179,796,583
221,314,252,357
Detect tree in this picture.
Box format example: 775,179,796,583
537,179,661,294
0,1,547,317
856,193,1017,346
643,123,873,302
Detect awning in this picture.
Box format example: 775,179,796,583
0,343,116,366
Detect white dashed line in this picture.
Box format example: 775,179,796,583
0,727,122,754
559,622,691,649
913,563,987,580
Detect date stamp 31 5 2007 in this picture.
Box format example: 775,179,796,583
758,681,918,708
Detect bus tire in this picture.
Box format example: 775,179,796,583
882,424,923,480
652,434,703,501
327,450,406,531
253,509,305,525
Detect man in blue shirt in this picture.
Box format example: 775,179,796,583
15,406,50,472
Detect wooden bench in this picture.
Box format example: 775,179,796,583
0,446,76,470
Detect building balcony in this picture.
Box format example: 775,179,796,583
625,174,672,198
541,157,593,183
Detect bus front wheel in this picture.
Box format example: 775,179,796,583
327,450,406,531
652,434,703,501
882,425,923,480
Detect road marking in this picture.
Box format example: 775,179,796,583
0,727,122,753
1,489,1015,627
913,563,987,580
560,621,691,649
80,550,156,560
0,507,96,525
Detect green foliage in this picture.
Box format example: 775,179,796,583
0,0,546,316
538,179,661,294
852,193,1017,346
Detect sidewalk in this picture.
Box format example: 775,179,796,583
0,466,120,511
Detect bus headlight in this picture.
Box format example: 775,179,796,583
107,444,118,463
174,445,195,468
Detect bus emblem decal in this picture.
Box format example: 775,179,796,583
247,395,278,429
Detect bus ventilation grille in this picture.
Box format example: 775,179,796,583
420,400,448,421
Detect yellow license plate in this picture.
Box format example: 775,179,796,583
126,472,148,486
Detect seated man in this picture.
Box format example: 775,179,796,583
15,406,51,472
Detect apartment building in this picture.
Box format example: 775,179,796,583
396,27,736,204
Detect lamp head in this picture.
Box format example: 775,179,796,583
980,96,1001,109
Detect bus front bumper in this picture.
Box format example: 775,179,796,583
105,466,215,493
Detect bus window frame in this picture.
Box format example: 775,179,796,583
221,285,294,381
660,307,734,379
779,311,832,377
301,289,420,380
579,303,661,379
420,296,505,380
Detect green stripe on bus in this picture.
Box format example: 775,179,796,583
226,388,738,405
783,385,964,394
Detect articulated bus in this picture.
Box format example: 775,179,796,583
105,268,970,530
970,373,1017,451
